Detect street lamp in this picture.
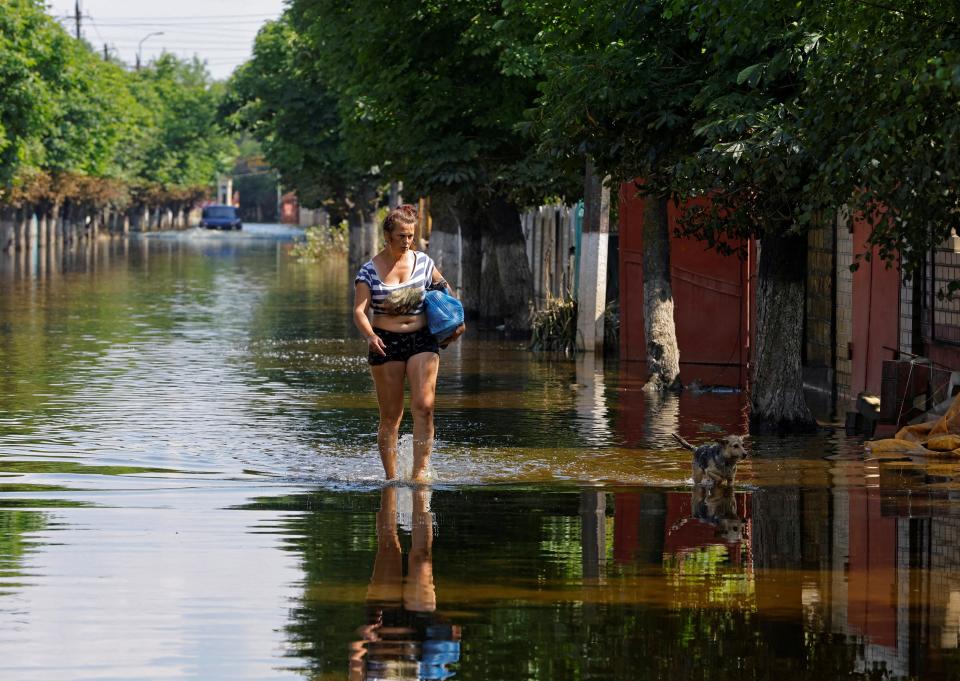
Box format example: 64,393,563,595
136,32,164,71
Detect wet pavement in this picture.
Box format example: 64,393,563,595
0,226,959,680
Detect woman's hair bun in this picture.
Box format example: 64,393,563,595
383,204,419,233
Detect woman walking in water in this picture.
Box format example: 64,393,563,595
353,204,458,482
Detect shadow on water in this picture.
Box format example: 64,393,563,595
3,230,960,678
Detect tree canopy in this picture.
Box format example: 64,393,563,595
0,0,234,211
221,16,367,216
226,0,582,210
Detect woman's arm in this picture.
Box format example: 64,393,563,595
354,283,387,356
429,266,465,347
430,266,454,296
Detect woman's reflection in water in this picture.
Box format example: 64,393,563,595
350,486,461,681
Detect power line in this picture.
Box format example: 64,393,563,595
87,13,277,19
109,35,257,43
93,19,274,27
86,15,108,46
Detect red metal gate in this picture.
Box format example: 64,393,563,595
619,184,753,387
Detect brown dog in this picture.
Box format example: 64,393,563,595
672,433,748,486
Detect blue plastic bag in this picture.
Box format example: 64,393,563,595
424,289,464,342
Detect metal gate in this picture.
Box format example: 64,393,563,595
618,185,753,388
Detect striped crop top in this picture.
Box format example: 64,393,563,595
355,250,436,316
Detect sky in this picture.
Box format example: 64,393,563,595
46,0,286,80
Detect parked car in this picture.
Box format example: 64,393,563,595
199,205,242,230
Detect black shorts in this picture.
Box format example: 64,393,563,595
368,326,439,366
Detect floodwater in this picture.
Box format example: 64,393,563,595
0,225,959,680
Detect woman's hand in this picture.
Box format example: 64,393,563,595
439,323,466,348
367,334,387,356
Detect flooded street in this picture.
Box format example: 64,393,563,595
1,227,959,680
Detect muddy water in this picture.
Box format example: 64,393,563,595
0,227,959,680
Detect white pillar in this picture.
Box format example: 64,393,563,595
216,176,233,206
577,159,610,353
575,353,611,444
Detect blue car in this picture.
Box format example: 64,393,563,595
199,205,242,230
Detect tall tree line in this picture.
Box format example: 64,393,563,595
225,0,960,433
0,0,233,247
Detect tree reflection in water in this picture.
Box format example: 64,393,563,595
350,486,460,681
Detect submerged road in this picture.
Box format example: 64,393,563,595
0,226,958,680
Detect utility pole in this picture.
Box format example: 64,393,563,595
275,172,282,223
74,0,81,40
103,44,109,61
136,32,164,72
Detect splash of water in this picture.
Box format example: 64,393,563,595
394,434,434,531
395,433,435,483
396,433,415,481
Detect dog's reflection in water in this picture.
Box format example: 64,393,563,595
349,486,460,681
691,484,745,543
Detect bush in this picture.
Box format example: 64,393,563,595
530,296,619,356
530,295,578,354
604,299,619,354
290,223,348,259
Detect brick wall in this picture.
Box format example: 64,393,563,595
836,209,854,407
932,248,960,345
806,220,834,367
900,274,914,355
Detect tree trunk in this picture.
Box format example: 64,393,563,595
347,185,379,272
0,206,14,253
46,206,55,244
479,195,533,330
60,201,72,244
37,207,47,248
642,195,681,391
14,205,28,251
362,210,378,262
347,209,365,272
135,206,147,232
751,230,817,433
49,203,60,244
426,192,463,295
453,198,484,321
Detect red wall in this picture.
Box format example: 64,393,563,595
280,192,300,225
846,487,897,647
850,211,901,396
619,184,753,387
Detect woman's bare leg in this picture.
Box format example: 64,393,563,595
403,486,436,612
406,352,440,482
367,486,403,603
371,361,407,480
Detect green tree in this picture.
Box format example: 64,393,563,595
136,54,235,189
666,0,960,430
527,0,708,389
0,3,233,247
0,0,61,187
222,16,381,265
650,0,820,432
801,2,960,284
286,0,578,326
